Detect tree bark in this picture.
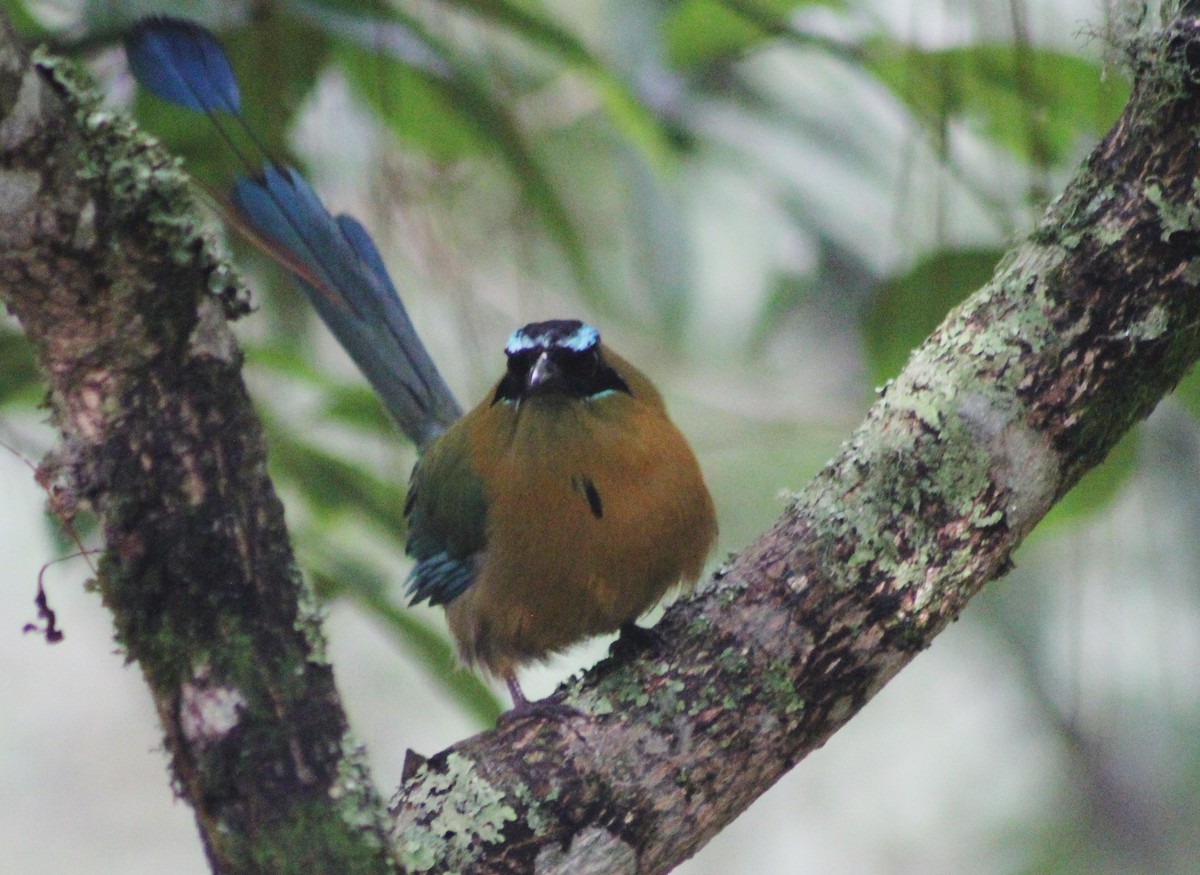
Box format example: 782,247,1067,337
0,17,393,875
3,6,1200,875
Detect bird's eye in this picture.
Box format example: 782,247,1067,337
493,349,538,405
507,349,538,378
559,349,597,379
493,342,628,405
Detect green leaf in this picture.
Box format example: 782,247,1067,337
266,426,407,534
246,343,397,435
1,0,53,40
224,17,330,153
248,346,411,537
322,383,397,434
1172,363,1200,422
426,76,594,293
334,41,483,160
865,43,1129,166
0,327,42,409
332,31,595,292
665,0,843,68
245,339,335,385
445,0,673,166
863,248,1003,386
297,0,396,18
303,0,671,167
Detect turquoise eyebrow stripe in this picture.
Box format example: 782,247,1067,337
505,323,599,354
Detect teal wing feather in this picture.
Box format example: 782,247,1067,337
404,429,487,605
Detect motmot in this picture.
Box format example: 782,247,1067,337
125,18,717,709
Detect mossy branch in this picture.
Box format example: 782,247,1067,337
4,7,1200,875
390,12,1200,875
0,16,394,875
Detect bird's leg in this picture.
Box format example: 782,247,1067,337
505,673,530,709
498,672,584,724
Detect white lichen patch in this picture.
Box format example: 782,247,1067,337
535,827,637,875
956,392,1060,537
69,370,113,442
71,198,97,250
0,67,44,149
1144,180,1200,241
179,665,246,751
1122,302,1171,343
0,168,39,219
189,295,238,364
392,752,517,873
329,728,390,845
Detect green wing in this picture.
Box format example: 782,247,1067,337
403,427,488,606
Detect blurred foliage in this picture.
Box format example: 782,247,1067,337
5,0,1200,869
862,247,1004,386
1040,425,1138,529
865,43,1129,167
0,326,41,409
1172,356,1200,421
0,0,1148,683
308,547,503,724
663,0,845,67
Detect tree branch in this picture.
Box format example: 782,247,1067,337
389,13,1200,875
0,17,393,875
4,7,1200,875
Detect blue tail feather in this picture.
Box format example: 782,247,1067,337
125,18,241,115
335,215,454,407
126,17,461,447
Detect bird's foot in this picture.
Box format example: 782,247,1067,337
498,674,584,725
498,698,585,725
609,621,668,660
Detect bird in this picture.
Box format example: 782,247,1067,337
124,17,717,710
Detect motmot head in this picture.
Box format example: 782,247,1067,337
493,320,631,405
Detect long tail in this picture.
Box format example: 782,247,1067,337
125,17,462,448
